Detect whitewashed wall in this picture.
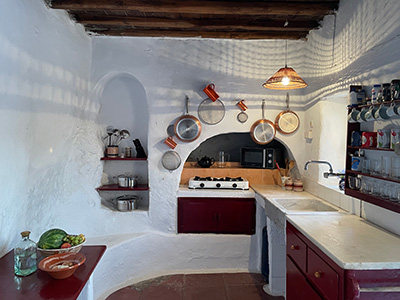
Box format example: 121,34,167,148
0,0,98,256
303,0,400,232
2,0,400,298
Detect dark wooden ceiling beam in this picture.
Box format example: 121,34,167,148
77,16,319,32
86,28,308,40
50,0,338,16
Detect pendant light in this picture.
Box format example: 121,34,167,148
262,40,307,90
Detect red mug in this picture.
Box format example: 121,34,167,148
203,83,219,102
237,100,248,111
164,136,177,149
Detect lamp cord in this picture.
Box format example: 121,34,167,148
285,40,288,67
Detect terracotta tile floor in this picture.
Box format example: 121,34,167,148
106,273,285,300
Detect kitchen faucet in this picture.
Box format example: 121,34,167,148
304,160,345,178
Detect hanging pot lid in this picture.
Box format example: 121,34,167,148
250,100,276,145
275,93,300,134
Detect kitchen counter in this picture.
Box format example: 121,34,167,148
288,214,400,270
178,185,256,198
252,184,400,271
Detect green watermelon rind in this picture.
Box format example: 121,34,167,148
37,228,68,249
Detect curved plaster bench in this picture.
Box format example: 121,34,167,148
87,232,259,299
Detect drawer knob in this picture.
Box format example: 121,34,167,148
290,245,297,250
314,271,322,278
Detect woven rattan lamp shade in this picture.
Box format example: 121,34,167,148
263,66,307,90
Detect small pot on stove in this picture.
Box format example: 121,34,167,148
197,156,215,168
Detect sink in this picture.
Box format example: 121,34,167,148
273,198,340,213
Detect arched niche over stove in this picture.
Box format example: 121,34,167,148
187,132,288,164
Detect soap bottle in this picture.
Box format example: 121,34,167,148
14,231,37,276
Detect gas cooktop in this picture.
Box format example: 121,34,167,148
188,176,249,190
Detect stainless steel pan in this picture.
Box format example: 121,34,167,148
250,100,276,145
174,96,201,142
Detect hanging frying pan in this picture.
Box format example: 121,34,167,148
174,96,201,142
198,98,225,125
250,100,276,145
275,93,300,134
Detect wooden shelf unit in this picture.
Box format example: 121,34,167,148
345,102,400,214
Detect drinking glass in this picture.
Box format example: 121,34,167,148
361,177,371,194
371,160,381,175
370,179,380,196
391,157,400,179
381,156,391,178
362,158,371,174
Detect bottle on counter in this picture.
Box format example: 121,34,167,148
14,231,37,276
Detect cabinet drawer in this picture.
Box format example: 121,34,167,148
307,248,339,300
286,227,307,272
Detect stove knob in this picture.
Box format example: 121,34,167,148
200,183,205,188
216,183,221,188
232,183,237,188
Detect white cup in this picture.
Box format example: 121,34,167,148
386,102,399,117
347,108,360,123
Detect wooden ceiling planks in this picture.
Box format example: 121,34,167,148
48,0,340,39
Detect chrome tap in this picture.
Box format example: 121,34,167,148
304,160,343,178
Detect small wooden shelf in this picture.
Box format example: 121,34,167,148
96,184,149,191
347,146,394,152
101,157,147,161
345,187,400,214
346,170,400,184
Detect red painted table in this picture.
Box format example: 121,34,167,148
0,245,106,300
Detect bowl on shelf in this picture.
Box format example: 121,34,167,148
39,252,86,279
38,241,85,258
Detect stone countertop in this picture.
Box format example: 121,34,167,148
177,185,256,198
252,184,400,270
288,214,400,270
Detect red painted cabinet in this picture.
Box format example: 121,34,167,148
287,221,400,300
287,257,322,300
178,197,255,234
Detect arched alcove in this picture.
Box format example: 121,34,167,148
187,132,288,163
180,133,300,186
94,72,149,211
96,72,148,150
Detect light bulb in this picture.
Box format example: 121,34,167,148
281,76,290,86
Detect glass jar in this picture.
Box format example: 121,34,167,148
14,231,37,276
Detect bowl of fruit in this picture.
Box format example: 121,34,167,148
37,228,86,257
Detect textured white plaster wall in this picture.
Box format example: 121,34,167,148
90,37,307,236
303,0,400,230
3,0,400,297
0,0,98,256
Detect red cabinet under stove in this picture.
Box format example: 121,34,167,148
178,197,256,235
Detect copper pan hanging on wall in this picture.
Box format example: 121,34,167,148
174,95,201,142
275,93,300,135
250,100,276,145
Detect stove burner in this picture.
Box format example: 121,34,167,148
209,177,243,181
194,176,212,181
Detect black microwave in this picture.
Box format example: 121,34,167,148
240,147,284,169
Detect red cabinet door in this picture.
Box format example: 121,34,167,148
286,227,307,272
307,248,339,300
287,256,322,300
178,197,255,234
